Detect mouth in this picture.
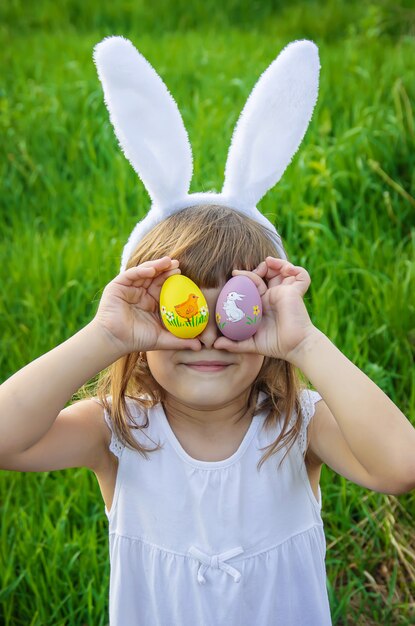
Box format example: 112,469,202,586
182,361,233,372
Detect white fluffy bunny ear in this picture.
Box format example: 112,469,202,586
222,40,320,208
93,36,193,207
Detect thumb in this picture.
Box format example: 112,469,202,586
155,332,202,352
213,336,256,353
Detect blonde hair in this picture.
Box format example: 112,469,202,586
92,204,309,470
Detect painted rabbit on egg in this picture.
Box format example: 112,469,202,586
224,292,245,323
93,36,320,339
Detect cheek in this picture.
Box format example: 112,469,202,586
146,351,173,386
247,355,265,378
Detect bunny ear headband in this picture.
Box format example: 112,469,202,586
93,36,320,273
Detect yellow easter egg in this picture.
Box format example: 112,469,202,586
159,275,209,338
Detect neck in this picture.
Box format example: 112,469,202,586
162,388,258,435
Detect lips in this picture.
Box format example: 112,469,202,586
183,361,233,372
185,361,232,366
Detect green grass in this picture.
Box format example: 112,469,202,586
1,0,415,623
163,311,208,328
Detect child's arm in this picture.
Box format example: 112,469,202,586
214,257,415,495
0,257,200,472
288,328,415,494
0,322,123,461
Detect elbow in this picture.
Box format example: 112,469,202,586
403,477,415,495
400,461,415,494
389,472,415,496
389,483,415,496
371,469,415,496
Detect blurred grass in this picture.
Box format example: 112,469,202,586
1,0,415,623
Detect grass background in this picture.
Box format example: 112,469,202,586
0,0,415,623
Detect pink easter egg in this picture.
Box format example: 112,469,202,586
215,275,262,341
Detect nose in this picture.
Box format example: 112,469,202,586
197,310,221,348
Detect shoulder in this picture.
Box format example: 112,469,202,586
303,396,401,493
91,395,156,455
69,397,113,468
0,397,114,474
67,395,147,467
259,389,322,461
65,396,111,441
90,395,148,424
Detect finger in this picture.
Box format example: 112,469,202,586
142,256,178,267
121,258,179,279
122,265,156,277
231,269,267,297
135,269,181,294
280,262,297,276
265,256,286,264
245,257,284,283
113,265,157,288
266,257,293,273
265,257,304,274
252,261,267,277
274,265,311,295
133,257,179,272
153,257,179,270
146,268,182,299
279,263,309,280
155,332,202,352
122,262,180,284
264,257,302,282
151,267,181,287
213,335,257,353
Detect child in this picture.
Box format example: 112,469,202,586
1,37,415,626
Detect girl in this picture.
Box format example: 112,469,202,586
1,204,415,626
2,36,415,625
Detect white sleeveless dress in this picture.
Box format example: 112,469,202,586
95,389,332,625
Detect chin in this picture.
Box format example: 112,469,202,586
175,383,250,408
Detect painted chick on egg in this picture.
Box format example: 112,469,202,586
174,293,200,321
160,275,209,339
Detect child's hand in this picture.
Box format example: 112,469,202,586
213,257,317,362
93,257,201,354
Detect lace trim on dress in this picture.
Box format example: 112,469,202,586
297,389,322,456
107,421,125,459
92,398,125,459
